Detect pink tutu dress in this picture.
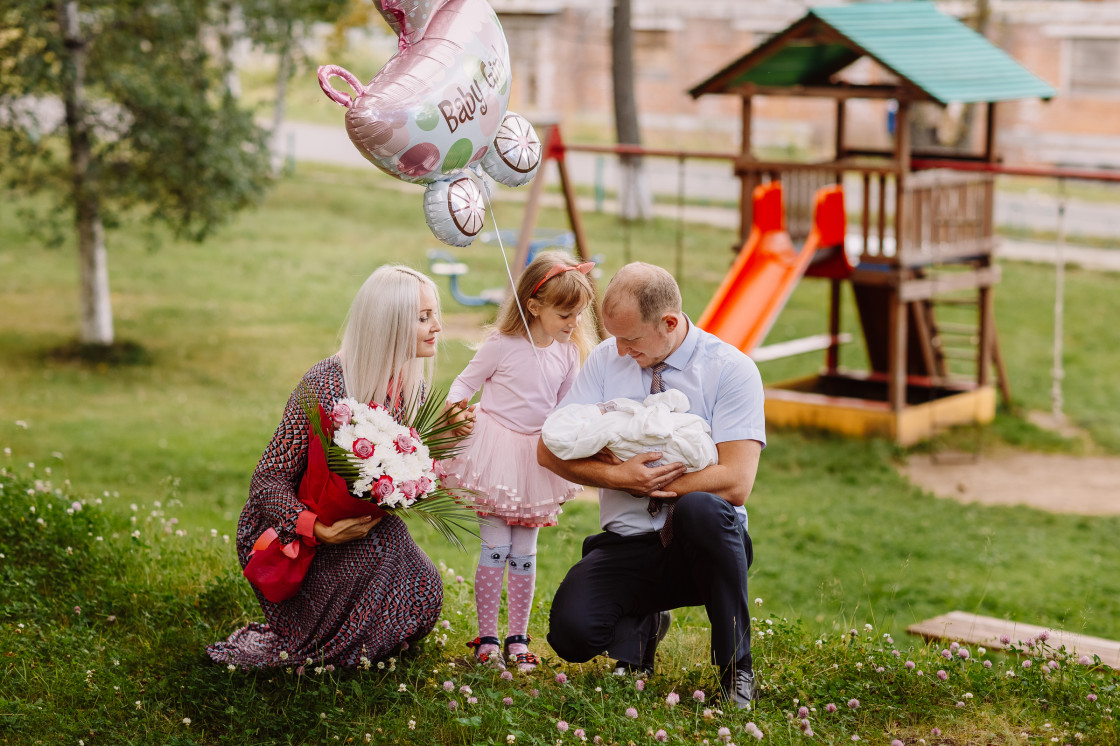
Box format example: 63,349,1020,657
444,331,583,527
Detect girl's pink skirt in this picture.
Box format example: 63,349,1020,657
443,410,582,527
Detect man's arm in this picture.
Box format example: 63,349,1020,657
659,439,762,507
536,437,686,498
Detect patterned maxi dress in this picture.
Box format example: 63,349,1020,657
207,357,443,668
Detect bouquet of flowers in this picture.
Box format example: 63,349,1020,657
298,382,480,550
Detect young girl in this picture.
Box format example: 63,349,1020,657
445,250,598,672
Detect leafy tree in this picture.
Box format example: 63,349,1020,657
236,0,349,165
0,0,271,347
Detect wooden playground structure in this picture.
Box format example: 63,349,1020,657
685,2,1055,445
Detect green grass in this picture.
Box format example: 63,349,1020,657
2,163,1119,743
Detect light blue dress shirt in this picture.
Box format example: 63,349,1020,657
558,317,766,536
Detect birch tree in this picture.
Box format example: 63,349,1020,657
0,0,271,348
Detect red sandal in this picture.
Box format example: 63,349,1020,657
466,636,506,670
504,634,539,672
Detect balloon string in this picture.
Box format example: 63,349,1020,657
481,178,547,379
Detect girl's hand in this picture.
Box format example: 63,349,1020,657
445,398,477,437
313,515,381,544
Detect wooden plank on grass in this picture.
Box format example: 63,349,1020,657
907,610,1120,671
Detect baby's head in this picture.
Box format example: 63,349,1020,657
498,251,599,356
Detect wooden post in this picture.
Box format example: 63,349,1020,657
978,284,993,387
835,98,846,160
983,102,998,164
889,288,908,412
512,126,554,277
738,96,754,247
889,98,912,411
827,278,842,373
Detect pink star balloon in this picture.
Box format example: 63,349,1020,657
318,0,541,246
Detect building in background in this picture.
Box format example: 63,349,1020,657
491,0,1120,169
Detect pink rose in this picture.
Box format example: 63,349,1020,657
330,402,352,427
352,438,374,459
373,475,394,502
399,480,419,500
394,434,417,454
418,476,433,493
433,459,448,479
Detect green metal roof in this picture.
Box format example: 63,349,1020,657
690,1,1056,104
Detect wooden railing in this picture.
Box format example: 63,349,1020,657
734,159,995,268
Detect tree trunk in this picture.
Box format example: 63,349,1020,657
611,0,651,221
59,0,114,345
271,20,295,173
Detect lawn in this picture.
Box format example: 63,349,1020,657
1,164,1118,744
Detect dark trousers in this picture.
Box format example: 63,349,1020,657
547,492,754,670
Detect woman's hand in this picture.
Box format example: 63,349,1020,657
444,398,477,437
313,515,381,545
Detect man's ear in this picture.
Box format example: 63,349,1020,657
662,313,679,333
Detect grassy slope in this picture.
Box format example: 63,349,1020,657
1,164,1119,742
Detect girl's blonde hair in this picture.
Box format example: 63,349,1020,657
339,264,440,407
495,250,599,359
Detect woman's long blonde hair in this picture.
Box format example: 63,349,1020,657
339,265,440,407
495,250,599,360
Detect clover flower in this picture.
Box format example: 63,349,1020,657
443,681,454,692
798,706,809,718
636,679,645,691
718,726,732,742
625,707,638,718
932,727,942,736
503,697,514,706
937,670,948,680
557,721,569,733
501,670,513,680
448,700,458,710
958,648,970,660
984,660,992,668
1000,634,1011,644
826,703,838,713
574,729,585,739
693,690,705,702
905,661,915,670
1022,660,1032,669
847,698,860,709
556,673,568,684
1088,693,1098,702
666,692,679,706
654,730,668,742
1079,655,1093,666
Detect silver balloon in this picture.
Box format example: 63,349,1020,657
482,111,541,188
424,175,485,247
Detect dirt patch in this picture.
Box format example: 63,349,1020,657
901,450,1120,516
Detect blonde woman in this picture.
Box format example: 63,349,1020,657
209,265,447,668
442,251,598,672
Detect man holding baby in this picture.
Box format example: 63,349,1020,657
538,261,766,708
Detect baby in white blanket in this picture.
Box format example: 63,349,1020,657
541,389,718,471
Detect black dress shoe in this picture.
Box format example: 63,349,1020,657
719,666,759,709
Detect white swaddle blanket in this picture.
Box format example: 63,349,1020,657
541,389,718,472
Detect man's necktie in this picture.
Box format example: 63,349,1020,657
646,362,674,546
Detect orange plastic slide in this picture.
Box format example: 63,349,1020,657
698,182,846,354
